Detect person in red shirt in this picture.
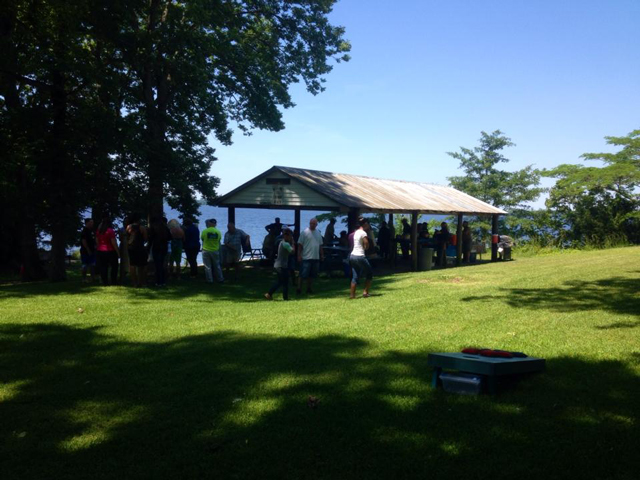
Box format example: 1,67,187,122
96,217,120,285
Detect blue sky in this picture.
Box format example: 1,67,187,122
210,0,640,207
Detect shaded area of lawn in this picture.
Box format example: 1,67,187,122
1,323,637,480
461,275,640,323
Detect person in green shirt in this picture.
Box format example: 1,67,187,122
201,219,224,284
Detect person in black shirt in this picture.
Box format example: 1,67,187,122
148,217,171,286
462,221,472,263
80,218,96,283
400,217,411,259
436,222,450,267
378,221,391,258
182,218,200,278
265,217,284,236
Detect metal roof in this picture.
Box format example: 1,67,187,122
216,166,507,215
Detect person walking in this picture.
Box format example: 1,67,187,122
264,228,294,301
201,219,224,284
126,214,148,288
349,217,373,299
95,217,119,285
297,218,324,295
183,218,200,278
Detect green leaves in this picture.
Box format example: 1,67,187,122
447,130,543,211
0,1,350,278
543,130,640,245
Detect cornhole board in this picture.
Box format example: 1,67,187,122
428,352,545,394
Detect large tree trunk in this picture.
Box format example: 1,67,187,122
0,6,44,280
17,163,47,281
144,90,169,220
48,69,69,281
148,164,165,220
143,1,170,221
18,217,46,282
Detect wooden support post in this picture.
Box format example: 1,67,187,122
491,214,499,262
294,209,301,242
456,213,463,266
411,211,418,271
228,207,235,225
388,213,395,261
347,208,360,232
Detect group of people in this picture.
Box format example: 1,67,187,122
80,215,250,288
396,218,474,266
264,216,376,301
80,213,474,299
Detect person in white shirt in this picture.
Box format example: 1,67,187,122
297,218,324,294
349,217,373,299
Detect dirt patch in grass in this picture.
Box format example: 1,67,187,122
417,276,471,285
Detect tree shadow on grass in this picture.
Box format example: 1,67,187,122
1,323,637,479
0,266,401,304
461,276,640,322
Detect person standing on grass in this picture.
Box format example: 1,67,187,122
223,222,250,280
201,219,224,284
118,217,131,284
168,219,185,280
462,220,472,263
183,218,200,278
80,218,96,283
400,217,411,259
377,220,391,259
126,214,148,288
148,217,171,287
436,221,450,268
96,217,120,285
265,228,294,301
324,217,337,245
297,217,324,295
265,217,285,236
349,217,373,299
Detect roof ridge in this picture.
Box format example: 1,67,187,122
274,165,447,188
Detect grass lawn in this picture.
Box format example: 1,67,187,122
1,247,638,479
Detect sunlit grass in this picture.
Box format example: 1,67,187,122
0,246,638,479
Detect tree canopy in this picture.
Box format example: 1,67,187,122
544,130,640,245
0,0,350,280
447,130,543,211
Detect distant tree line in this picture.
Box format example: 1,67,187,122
0,0,350,281
447,130,640,247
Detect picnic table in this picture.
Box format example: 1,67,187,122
428,352,545,394
322,245,350,277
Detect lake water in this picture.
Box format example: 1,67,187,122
68,204,449,261
162,205,451,264
163,205,337,264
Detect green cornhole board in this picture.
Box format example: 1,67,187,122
428,352,545,394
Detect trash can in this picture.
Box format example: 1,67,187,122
418,246,433,271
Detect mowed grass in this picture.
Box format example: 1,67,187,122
1,247,638,479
